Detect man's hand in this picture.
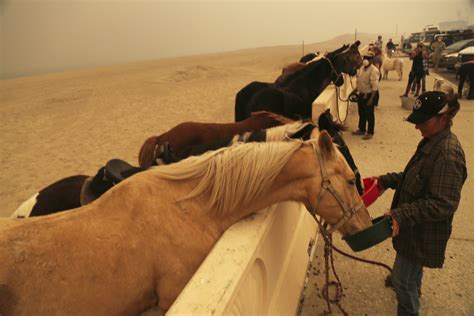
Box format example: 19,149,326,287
367,95,374,106
371,176,385,196
384,211,399,237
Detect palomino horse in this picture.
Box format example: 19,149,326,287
381,54,403,80
318,109,363,195
234,41,362,121
138,110,292,168
10,121,307,218
0,130,372,314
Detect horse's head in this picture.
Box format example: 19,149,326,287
317,109,364,196
330,41,363,79
308,129,371,236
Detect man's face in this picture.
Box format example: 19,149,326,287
415,116,445,138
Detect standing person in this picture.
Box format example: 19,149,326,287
410,46,430,94
375,35,383,50
402,43,428,97
431,36,446,71
386,38,396,57
352,52,380,140
374,91,467,316
458,60,474,100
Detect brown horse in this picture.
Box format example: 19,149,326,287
0,130,372,314
138,110,292,168
274,62,307,86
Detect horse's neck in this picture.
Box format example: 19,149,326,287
288,62,332,101
221,145,317,227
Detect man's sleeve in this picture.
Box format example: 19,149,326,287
391,157,467,227
378,172,403,190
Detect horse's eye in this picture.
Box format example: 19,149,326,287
348,179,356,186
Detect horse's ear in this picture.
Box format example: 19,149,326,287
318,130,335,159
349,41,361,51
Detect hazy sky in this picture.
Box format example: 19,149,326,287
1,0,472,79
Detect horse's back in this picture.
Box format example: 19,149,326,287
235,81,272,121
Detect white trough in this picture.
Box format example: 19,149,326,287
168,73,356,315
167,202,317,315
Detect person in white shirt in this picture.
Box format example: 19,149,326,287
375,35,383,50
352,52,380,140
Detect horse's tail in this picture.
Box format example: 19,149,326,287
138,136,159,169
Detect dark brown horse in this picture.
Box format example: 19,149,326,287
138,111,292,169
234,41,362,121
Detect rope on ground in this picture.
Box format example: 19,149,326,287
314,215,394,315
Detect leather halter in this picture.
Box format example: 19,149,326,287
309,143,365,234
321,56,343,84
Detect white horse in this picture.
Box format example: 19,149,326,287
381,54,403,80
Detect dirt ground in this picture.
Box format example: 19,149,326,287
300,62,474,315
1,33,473,315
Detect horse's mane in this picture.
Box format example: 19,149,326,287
317,110,347,138
265,121,312,141
151,140,308,215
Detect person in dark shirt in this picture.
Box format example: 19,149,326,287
458,60,474,100
386,38,396,57
401,43,428,97
375,91,467,316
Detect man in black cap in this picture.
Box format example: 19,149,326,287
374,91,467,315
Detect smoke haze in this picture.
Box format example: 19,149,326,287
0,0,471,79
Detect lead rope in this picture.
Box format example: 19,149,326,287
335,75,357,124
314,217,348,316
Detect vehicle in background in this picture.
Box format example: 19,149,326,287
429,39,474,70
455,46,474,73
402,32,423,53
431,29,474,48
423,24,440,32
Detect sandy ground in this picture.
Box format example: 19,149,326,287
1,33,473,315
300,60,474,315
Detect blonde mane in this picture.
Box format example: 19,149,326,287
151,140,308,214
265,121,311,141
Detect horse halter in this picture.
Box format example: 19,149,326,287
321,56,344,86
309,143,365,235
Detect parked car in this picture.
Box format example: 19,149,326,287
454,46,474,73
430,39,474,70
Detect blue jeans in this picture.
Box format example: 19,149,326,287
391,253,423,316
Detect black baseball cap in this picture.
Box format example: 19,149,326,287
406,91,448,124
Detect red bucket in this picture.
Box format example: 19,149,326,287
361,177,379,207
